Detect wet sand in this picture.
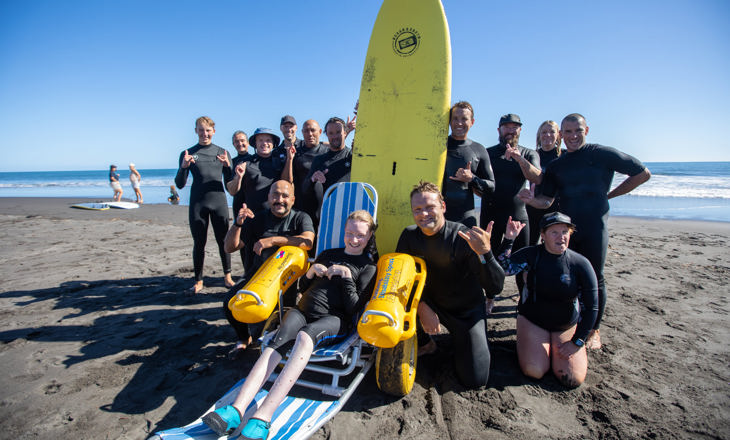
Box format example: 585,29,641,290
0,197,728,439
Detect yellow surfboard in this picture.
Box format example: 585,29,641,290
352,0,451,253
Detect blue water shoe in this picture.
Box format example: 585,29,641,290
241,417,271,440
201,405,242,436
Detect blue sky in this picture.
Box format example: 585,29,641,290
1,0,729,172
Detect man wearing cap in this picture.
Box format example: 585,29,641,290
483,113,541,260
519,113,651,349
442,101,496,228
279,115,305,152
303,117,352,224
288,119,329,222
223,179,315,356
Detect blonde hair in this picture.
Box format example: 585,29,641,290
536,120,562,155
195,116,215,129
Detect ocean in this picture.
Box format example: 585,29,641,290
1,162,729,222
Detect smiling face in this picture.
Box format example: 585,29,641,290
280,122,297,142
195,122,215,145
343,219,372,255
450,107,474,140
255,134,275,157
541,223,572,255
325,121,346,151
232,133,249,154
498,122,521,147
539,124,559,151
268,180,294,217
560,118,589,152
410,191,446,236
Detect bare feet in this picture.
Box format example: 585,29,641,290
586,329,602,350
224,273,236,288
187,281,204,295
485,298,495,315
227,337,252,360
418,339,437,357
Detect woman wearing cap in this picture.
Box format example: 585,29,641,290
526,120,564,245
128,163,143,203
497,212,598,387
109,165,123,201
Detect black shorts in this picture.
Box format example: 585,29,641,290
268,308,348,357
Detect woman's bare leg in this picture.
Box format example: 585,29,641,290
516,315,551,380
230,347,282,413
551,325,588,388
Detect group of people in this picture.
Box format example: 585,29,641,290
173,107,650,439
108,163,143,203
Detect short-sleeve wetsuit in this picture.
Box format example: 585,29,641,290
442,136,495,227
483,144,540,254
267,247,376,356
526,148,565,245
540,143,647,329
497,239,599,343
223,208,314,343
175,143,232,282
303,147,352,226
396,221,505,388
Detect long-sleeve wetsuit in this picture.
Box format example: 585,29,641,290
442,136,495,227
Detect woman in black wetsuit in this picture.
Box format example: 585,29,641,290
497,212,598,388
175,116,235,294
526,120,565,245
202,210,378,439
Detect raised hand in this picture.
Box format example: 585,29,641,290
235,161,247,177
518,183,536,204
504,216,526,240
449,160,473,183
457,221,494,255
311,168,328,184
216,152,230,167
504,143,520,161
236,204,255,225
182,149,196,168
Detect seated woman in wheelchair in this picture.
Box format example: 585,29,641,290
203,210,378,440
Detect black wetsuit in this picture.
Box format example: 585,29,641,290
497,239,598,343
526,148,565,245
483,144,540,254
229,152,252,270
396,221,505,388
223,208,314,343
442,136,495,227
540,143,647,329
268,248,376,356
303,147,352,225
175,143,232,282
292,142,329,221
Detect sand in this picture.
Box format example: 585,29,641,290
0,197,728,439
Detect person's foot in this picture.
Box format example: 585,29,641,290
586,329,602,350
201,405,242,437
417,339,437,357
240,417,271,440
228,337,252,360
187,281,204,295
224,273,236,288
485,297,495,315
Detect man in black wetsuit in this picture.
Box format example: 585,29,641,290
396,181,505,388
288,119,329,222
303,117,352,226
483,114,542,255
222,180,315,356
224,130,251,270
442,101,495,227
175,116,235,294
520,113,651,349
278,115,305,152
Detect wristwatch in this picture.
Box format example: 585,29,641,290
573,338,585,348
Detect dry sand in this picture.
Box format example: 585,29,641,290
0,197,728,439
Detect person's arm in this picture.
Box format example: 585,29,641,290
175,150,193,189
607,168,651,199
573,257,599,344
505,146,542,184
253,231,315,256
457,222,505,298
470,148,496,196
495,217,529,275
518,184,554,210
281,145,295,183
341,262,376,316
226,161,246,196
224,205,255,253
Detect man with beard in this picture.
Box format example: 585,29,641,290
396,181,504,388
482,114,541,256
442,101,496,227
222,180,315,357
303,117,352,225
287,119,329,222
519,113,650,349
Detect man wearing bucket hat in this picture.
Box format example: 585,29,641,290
496,211,598,387
519,113,651,349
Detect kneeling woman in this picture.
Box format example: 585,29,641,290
497,212,598,387
202,210,378,439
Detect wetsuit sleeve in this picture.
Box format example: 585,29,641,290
573,255,599,343
343,263,377,315
540,165,558,198
457,237,504,298
469,146,495,196
496,239,530,276
175,150,189,189
595,145,646,176
221,149,233,182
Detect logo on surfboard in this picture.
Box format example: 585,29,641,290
392,27,421,57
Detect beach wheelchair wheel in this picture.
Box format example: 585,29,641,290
375,333,417,396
